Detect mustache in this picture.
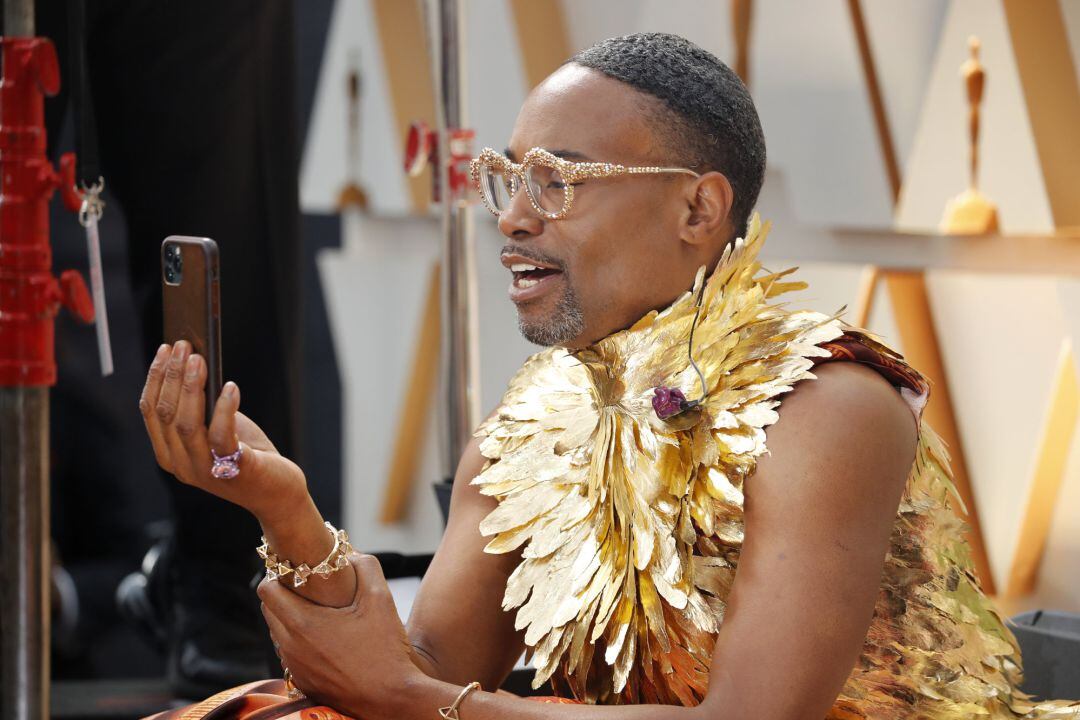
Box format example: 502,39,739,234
500,245,566,271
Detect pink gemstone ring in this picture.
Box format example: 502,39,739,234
210,445,243,479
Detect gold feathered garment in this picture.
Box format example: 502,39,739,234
473,216,1079,718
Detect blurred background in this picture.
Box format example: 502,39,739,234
17,0,1080,716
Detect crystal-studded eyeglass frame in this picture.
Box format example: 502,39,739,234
469,146,701,221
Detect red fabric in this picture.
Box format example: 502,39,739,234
812,331,930,422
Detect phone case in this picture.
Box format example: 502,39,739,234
161,236,222,424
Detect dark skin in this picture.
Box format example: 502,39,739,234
141,64,919,719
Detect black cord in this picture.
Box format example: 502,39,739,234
68,0,100,187
685,282,708,406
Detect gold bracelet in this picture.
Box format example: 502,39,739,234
256,520,354,587
438,681,481,719
283,668,304,700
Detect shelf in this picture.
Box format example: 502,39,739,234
760,227,1080,276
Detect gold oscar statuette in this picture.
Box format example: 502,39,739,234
941,36,999,235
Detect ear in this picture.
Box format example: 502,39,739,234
680,171,734,248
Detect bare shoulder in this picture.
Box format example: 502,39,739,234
781,360,917,434
705,363,922,719
754,360,919,500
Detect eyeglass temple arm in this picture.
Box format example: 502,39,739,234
624,167,701,177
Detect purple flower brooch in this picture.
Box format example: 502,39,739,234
652,386,701,420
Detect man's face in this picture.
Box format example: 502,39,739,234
498,64,705,349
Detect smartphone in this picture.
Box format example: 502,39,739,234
161,236,222,424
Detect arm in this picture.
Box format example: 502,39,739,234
140,341,355,609
403,434,527,686
694,361,918,719
139,342,521,676
261,361,918,719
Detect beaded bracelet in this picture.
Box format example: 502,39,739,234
256,521,353,587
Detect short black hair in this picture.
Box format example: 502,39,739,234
568,32,766,240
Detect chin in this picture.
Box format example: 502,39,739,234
516,307,587,347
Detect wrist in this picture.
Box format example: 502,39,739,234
252,492,334,567
379,671,443,720
251,481,313,530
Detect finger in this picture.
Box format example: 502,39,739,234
271,638,284,664
175,354,210,457
260,600,295,651
258,575,313,619
139,344,173,466
350,553,390,598
207,381,240,455
262,607,297,680
155,341,191,426
207,383,261,477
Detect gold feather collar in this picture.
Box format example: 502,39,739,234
473,215,846,703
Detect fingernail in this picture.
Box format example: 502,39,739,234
223,381,235,398
185,355,200,377
157,344,169,358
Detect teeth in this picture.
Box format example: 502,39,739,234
510,263,539,272
516,277,539,288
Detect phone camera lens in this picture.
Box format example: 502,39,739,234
163,244,183,283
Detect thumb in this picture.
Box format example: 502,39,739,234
258,575,313,618
207,381,240,457
206,382,265,477
349,553,389,600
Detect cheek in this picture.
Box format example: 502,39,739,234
564,228,640,319
561,187,675,317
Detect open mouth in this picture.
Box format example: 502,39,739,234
510,263,562,289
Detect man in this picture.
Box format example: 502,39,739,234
141,34,1077,719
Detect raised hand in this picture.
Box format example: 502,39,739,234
139,340,307,525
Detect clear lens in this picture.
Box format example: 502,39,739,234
524,163,567,215
478,162,517,212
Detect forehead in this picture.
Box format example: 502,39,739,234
507,64,659,163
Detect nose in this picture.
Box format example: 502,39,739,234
496,179,544,240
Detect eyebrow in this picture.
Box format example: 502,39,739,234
503,147,594,162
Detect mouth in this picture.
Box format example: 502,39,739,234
502,252,565,303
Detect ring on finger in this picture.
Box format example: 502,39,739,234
210,444,243,479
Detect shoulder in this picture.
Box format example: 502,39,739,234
782,360,917,436
754,360,919,499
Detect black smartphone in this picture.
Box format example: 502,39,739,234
161,236,222,424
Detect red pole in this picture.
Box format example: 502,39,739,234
0,38,92,387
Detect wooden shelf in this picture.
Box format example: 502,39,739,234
761,227,1080,276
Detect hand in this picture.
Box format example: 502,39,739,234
139,341,307,524
259,553,423,718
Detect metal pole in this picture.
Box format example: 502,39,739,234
0,390,50,720
2,2,52,719
431,0,480,480
4,0,33,37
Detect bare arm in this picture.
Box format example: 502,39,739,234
404,434,527,686
695,361,918,719
139,342,356,609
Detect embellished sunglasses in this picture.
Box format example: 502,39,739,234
469,147,700,221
